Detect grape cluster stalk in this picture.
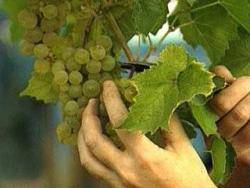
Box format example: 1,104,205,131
18,0,137,145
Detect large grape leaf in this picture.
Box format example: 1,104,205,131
220,30,250,77
132,0,168,35
121,45,215,133
219,0,250,33
0,0,26,42
20,72,59,103
175,0,238,64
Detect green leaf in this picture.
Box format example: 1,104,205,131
210,137,227,185
222,143,236,184
20,72,59,103
121,45,215,133
175,0,238,64
220,30,250,77
0,0,26,41
219,0,250,33
189,102,218,136
132,0,168,35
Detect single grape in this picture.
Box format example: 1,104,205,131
58,2,71,19
60,83,70,92
52,60,65,74
86,60,101,74
34,59,50,74
64,116,79,128
90,45,106,60
102,55,116,71
124,86,137,103
20,40,34,55
97,35,113,51
56,122,72,143
62,47,75,61
77,96,88,107
69,71,83,85
59,92,71,103
24,27,43,43
74,48,90,65
33,44,49,59
18,9,38,29
82,80,100,98
42,4,58,19
88,73,101,81
54,70,68,85
66,58,81,71
117,78,131,89
52,42,67,58
43,32,59,47
64,100,79,116
68,85,82,98
41,18,60,32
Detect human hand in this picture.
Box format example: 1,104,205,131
78,80,216,188
210,65,250,156
210,66,250,188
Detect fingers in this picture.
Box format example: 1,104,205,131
163,114,194,153
210,77,250,117
231,121,250,155
212,65,235,84
103,81,160,156
82,99,127,171
217,94,250,139
78,129,125,188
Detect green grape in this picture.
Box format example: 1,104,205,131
33,44,49,59
85,41,95,50
58,2,71,19
42,4,58,19
24,28,43,43
82,80,100,98
64,116,79,128
54,70,68,85
124,86,137,103
18,9,38,29
74,48,90,65
52,60,65,74
100,72,112,83
56,122,72,143
88,73,101,81
20,40,34,55
69,71,83,85
66,14,77,25
62,47,75,61
64,100,79,116
43,32,59,47
77,96,88,107
90,45,106,60
41,18,60,32
59,92,71,103
86,60,101,74
117,78,131,89
34,59,50,74
61,133,77,145
102,55,116,71
99,103,107,117
60,83,70,92
52,41,67,58
97,35,113,51
68,85,82,98
66,58,81,71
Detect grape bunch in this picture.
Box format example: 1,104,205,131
18,0,137,145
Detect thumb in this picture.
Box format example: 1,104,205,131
163,114,193,153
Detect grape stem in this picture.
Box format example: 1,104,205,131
102,0,135,62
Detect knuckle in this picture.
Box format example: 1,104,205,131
232,107,250,123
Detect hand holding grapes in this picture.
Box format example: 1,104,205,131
78,81,216,188
210,66,250,188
